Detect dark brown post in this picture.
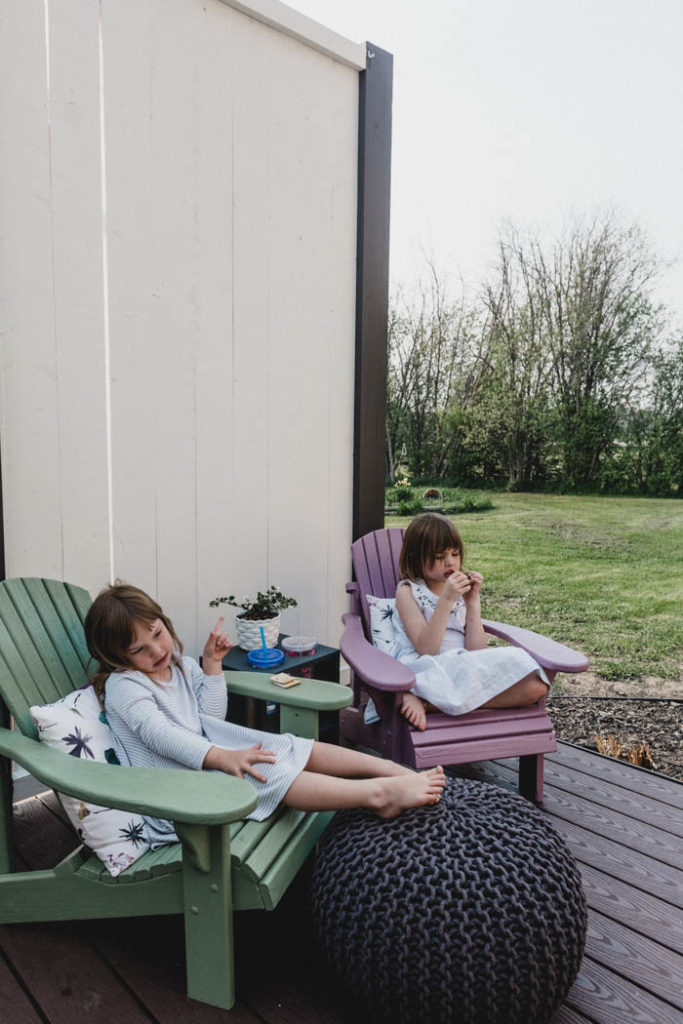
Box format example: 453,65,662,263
353,43,393,541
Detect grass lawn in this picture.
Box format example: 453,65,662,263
387,493,683,689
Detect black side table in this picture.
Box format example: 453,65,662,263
222,635,341,737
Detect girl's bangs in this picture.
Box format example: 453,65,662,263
426,518,462,555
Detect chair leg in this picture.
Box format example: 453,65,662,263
519,753,544,803
180,823,235,1009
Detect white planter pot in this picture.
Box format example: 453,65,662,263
235,612,281,650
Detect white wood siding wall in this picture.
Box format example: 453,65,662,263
0,0,364,655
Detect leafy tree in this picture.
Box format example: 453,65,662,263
480,215,663,489
386,264,481,480
386,214,678,497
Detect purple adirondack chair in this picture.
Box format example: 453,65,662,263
339,528,589,802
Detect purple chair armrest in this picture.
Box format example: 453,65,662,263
482,619,589,673
346,580,362,617
340,613,416,692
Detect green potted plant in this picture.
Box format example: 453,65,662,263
210,586,297,650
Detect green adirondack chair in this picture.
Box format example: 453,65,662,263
0,577,351,1010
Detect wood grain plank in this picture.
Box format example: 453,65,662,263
585,908,683,1008
0,949,45,1024
543,754,683,838
12,796,78,871
491,759,683,873
0,921,153,1024
90,915,261,1024
580,864,683,952
549,744,683,811
37,789,72,828
238,873,363,1024
566,956,682,1024
551,1007,593,1024
546,814,683,909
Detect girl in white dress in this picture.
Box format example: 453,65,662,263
85,583,445,845
394,513,551,730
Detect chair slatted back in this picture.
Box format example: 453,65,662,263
350,528,405,633
0,578,92,737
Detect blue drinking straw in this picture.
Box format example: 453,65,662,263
260,626,266,649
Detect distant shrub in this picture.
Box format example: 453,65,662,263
386,483,494,517
396,499,425,516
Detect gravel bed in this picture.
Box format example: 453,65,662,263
546,694,683,783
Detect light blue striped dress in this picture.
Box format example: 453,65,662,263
365,579,548,723
104,657,313,846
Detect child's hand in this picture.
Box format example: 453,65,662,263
202,617,233,674
462,571,483,605
204,743,276,783
442,571,474,605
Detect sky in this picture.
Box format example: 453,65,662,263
292,0,683,324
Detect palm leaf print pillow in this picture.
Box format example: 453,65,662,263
366,595,397,653
30,685,150,876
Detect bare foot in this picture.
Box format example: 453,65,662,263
372,766,446,819
401,692,427,730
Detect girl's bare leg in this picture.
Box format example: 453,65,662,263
304,741,416,778
283,767,446,819
481,670,552,709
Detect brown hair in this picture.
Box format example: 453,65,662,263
84,582,183,702
399,513,465,581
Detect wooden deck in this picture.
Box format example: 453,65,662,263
2,742,682,1024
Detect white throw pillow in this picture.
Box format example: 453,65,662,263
366,595,397,653
30,685,150,877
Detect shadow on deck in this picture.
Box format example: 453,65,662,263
2,742,682,1024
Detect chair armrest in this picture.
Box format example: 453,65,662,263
346,580,362,616
481,619,589,673
224,670,352,711
340,613,415,692
0,727,257,824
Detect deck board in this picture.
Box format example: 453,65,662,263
2,741,682,1024
584,909,683,1008
543,757,683,837
565,957,682,1024
546,746,683,809
579,863,683,949
0,953,45,1024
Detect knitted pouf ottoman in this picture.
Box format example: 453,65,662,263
311,777,586,1024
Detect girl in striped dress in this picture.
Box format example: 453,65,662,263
394,513,551,731
85,583,445,847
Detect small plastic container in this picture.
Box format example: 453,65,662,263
246,647,285,670
281,635,317,678
282,635,317,657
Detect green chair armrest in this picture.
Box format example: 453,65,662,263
224,670,352,711
0,727,257,824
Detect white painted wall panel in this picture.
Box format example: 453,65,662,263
0,0,62,578
0,0,360,657
48,0,111,590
